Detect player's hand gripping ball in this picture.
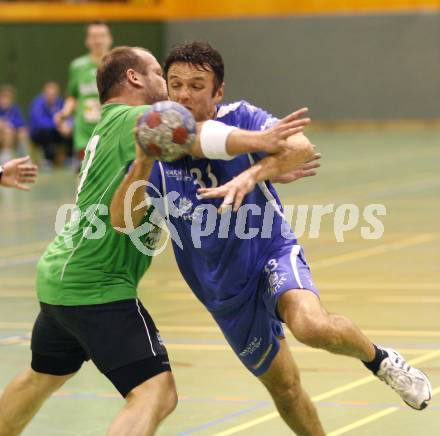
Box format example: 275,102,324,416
135,101,196,162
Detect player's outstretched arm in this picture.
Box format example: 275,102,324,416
271,152,321,184
111,106,311,230
198,133,316,212
137,103,309,161
0,156,38,191
110,146,154,233
189,107,310,159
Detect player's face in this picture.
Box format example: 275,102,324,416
0,90,14,109
43,82,60,105
167,62,224,122
139,51,168,104
85,25,113,56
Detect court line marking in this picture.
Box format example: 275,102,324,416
0,292,36,299
282,174,440,206
0,256,40,268
0,186,78,220
371,296,440,303
3,322,440,339
327,385,440,436
165,345,433,356
0,232,435,270
0,240,51,256
0,322,33,329
0,224,436,425
0,332,435,356
177,402,270,436
0,333,435,356
164,327,440,340
320,283,440,291
162,325,437,336
158,325,440,337
2,232,427,261
211,349,440,436
363,330,440,338
328,407,399,436
310,233,436,270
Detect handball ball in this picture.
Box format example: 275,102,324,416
135,101,196,162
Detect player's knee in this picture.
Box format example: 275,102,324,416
292,314,332,349
127,372,178,420
161,387,178,418
268,375,302,405
294,314,346,352
156,377,178,419
262,365,302,401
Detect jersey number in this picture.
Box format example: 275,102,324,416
76,134,100,202
190,163,218,199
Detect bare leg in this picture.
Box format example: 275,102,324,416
0,121,15,163
279,290,375,361
107,371,177,436
16,127,29,156
0,368,76,436
0,121,14,150
259,339,326,436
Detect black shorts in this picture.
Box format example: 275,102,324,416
31,299,171,397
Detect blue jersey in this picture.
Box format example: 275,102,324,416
148,100,296,314
0,104,25,129
29,94,64,135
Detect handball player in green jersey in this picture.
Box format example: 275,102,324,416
0,46,311,436
55,21,113,165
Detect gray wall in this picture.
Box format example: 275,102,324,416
166,13,440,120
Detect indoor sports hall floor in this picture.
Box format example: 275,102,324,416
1,127,439,435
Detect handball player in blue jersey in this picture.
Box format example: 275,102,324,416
111,42,432,435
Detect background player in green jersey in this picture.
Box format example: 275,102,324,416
55,21,113,165
0,46,311,436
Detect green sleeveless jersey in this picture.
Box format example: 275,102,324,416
67,54,101,151
37,104,156,306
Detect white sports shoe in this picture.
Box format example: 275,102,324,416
377,348,432,410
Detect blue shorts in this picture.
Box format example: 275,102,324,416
212,244,319,377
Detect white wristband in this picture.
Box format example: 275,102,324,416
200,120,237,160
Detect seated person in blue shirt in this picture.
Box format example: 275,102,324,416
0,85,29,164
29,82,72,167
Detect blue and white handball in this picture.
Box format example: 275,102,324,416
135,101,196,162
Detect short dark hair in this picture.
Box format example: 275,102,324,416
85,20,111,35
164,41,224,95
97,46,149,104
